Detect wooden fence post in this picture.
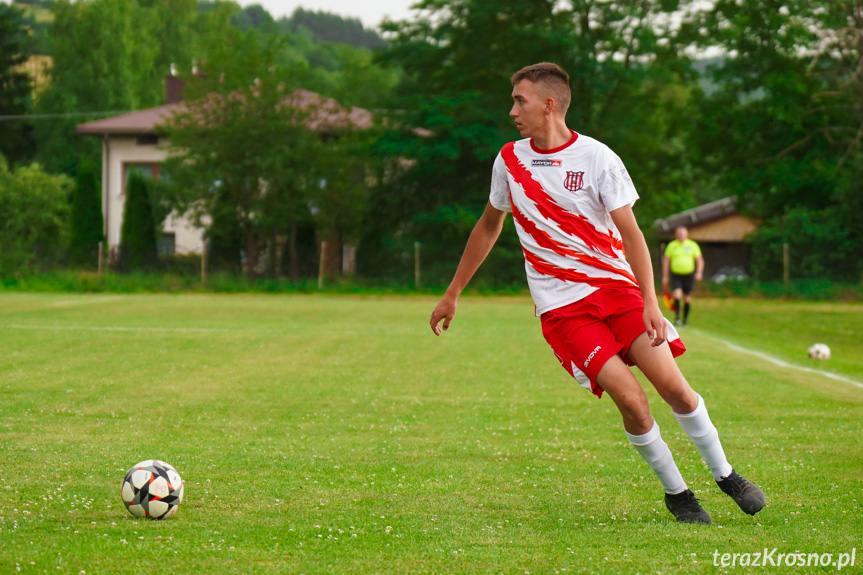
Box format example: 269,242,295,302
201,240,207,285
414,241,421,289
318,241,327,289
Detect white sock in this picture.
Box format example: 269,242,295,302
673,394,733,480
626,420,688,495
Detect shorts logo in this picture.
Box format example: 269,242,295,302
584,345,601,368
564,171,584,192
532,159,561,167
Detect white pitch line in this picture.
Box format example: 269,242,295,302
691,329,863,390
49,296,124,308
0,323,419,336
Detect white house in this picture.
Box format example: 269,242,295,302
76,100,203,257
76,74,375,265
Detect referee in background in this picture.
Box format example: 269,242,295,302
662,226,704,326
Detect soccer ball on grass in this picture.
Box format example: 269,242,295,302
121,459,184,519
807,343,831,360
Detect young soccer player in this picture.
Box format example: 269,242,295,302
429,62,765,524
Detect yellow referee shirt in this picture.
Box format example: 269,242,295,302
664,239,702,275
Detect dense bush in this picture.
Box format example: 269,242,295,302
68,158,104,267
748,207,861,283
0,157,72,273
119,172,158,272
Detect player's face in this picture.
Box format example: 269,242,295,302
510,80,548,139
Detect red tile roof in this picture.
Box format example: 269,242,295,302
75,103,182,136
76,89,374,136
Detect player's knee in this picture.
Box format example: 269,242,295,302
622,411,653,435
618,399,652,433
664,386,699,414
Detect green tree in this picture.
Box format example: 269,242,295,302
0,156,72,273
34,0,160,173
0,3,35,166
68,157,104,267
370,0,699,284
283,8,387,49
34,0,207,175
232,3,275,31
158,7,393,280
119,171,158,272
310,125,382,277
180,1,318,100
293,40,400,110
12,0,52,56
688,0,863,281
748,206,859,281
159,47,325,280
141,0,201,83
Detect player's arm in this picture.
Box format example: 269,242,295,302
430,201,507,335
610,204,667,346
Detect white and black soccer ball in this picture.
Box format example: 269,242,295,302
807,343,831,360
121,459,184,519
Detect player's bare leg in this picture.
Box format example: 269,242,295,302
627,333,766,515
596,355,711,524
595,355,652,435
625,333,697,413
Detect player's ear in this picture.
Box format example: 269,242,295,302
545,97,555,115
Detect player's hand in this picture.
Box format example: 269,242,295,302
430,294,457,336
643,304,667,347
661,278,669,291
695,272,703,282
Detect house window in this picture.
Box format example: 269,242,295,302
157,232,176,255
122,162,160,195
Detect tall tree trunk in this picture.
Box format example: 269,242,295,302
245,231,258,281
289,219,299,282
266,238,276,278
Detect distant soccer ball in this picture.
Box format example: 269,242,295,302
121,460,184,519
807,343,831,360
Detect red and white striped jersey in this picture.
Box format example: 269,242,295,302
489,131,639,315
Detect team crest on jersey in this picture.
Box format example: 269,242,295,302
564,171,584,192
532,159,561,167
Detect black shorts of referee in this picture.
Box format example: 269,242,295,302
670,272,695,296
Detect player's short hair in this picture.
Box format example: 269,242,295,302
510,62,571,116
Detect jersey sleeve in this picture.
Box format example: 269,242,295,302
691,240,702,258
596,146,638,212
489,152,512,212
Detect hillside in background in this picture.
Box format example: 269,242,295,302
228,3,387,49
280,7,387,49
12,1,387,52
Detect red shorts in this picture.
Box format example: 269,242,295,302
540,287,685,398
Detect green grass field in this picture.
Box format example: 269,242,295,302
0,293,860,574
